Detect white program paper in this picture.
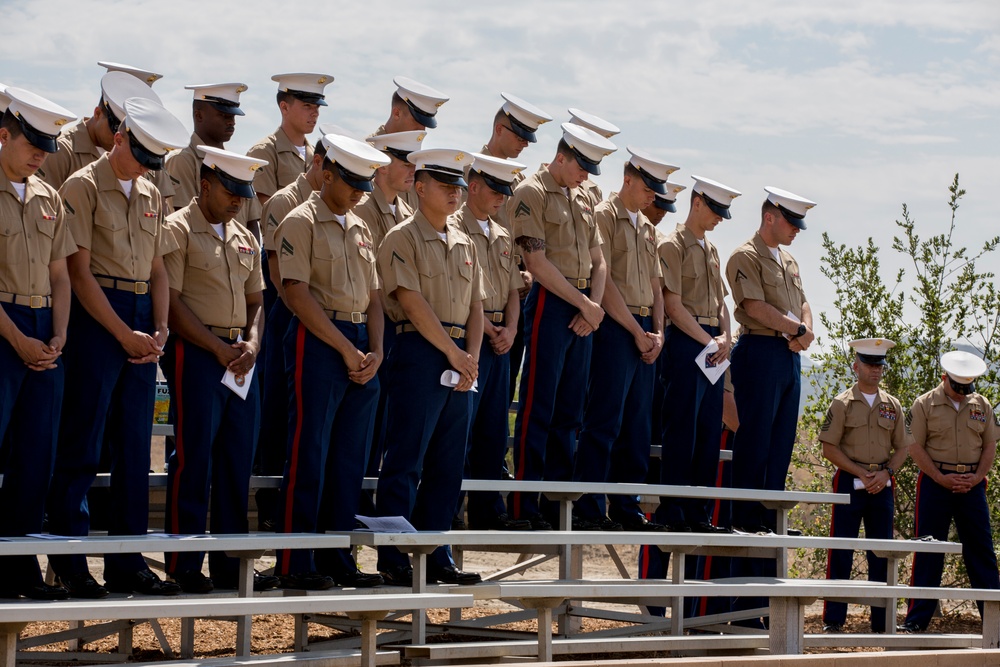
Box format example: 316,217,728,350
354,515,418,533
222,362,256,400
854,478,892,491
695,340,729,385
440,369,478,392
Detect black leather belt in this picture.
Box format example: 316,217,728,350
934,460,978,473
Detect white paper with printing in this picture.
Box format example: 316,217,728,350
695,340,729,385
222,362,255,400
440,369,478,392
354,515,417,533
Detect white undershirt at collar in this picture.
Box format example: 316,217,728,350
118,178,133,199
477,218,490,235
11,181,25,201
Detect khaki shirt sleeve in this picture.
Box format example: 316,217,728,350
510,182,546,242
377,228,419,297
589,211,603,249
247,143,278,198
907,400,927,448
470,241,490,303
58,176,96,251
818,399,846,446
245,235,265,295
660,236,684,296
727,250,766,304
509,261,524,292
986,403,1000,443
50,198,77,262
594,205,614,263
165,151,196,208
892,397,914,450
275,216,313,285
162,223,187,292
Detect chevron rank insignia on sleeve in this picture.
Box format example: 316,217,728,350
280,238,294,257
514,201,531,218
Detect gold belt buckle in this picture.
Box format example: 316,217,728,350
134,281,149,295
448,326,463,339
956,464,967,473
351,311,364,324
639,306,650,317
229,327,242,340
29,295,44,309
867,464,879,471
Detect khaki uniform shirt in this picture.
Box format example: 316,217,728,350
659,222,727,318
595,193,660,308
354,186,414,251
262,174,315,253
581,179,603,209
510,165,601,281
38,119,103,189
60,154,167,281
726,231,807,332
459,144,526,235
163,200,264,328
819,385,910,465
276,192,377,314
247,127,313,199
377,210,489,325
453,203,522,313
0,171,75,296
909,384,1000,466
165,134,262,226
145,167,174,201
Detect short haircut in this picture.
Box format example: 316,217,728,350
276,91,294,107
555,138,575,160
199,164,220,186
468,170,487,189
414,170,434,185
624,162,640,178
493,108,506,129
314,138,327,158
321,155,337,176
391,92,406,109
0,109,21,137
762,199,781,218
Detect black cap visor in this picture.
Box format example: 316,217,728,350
126,128,165,170
570,147,601,176
856,353,888,366
287,89,327,106
383,146,413,163
212,166,255,198
332,159,375,192
475,168,515,196
15,112,59,153
948,376,975,395
102,97,122,134
777,203,807,230
504,111,537,143
202,96,244,117
405,99,437,128
422,165,467,188
636,166,667,194
654,197,677,212
699,192,732,219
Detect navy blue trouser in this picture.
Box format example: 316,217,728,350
376,332,472,571
510,284,593,522
0,303,62,585
574,313,653,522
823,468,894,631
48,291,155,579
162,335,259,582
276,318,378,577
658,324,723,526
463,335,511,526
256,298,292,476
905,472,1000,629
730,334,801,530
359,312,397,516
508,297,526,406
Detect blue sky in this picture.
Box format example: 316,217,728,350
2,0,998,347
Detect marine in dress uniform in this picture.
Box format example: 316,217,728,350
46,98,188,599
820,338,911,633
161,147,269,593
0,88,77,599
573,148,671,531
273,134,389,590
453,153,530,531
354,130,422,514
374,148,487,586
725,186,817,532
254,137,326,529
567,108,620,208
657,176,739,533
901,351,1000,633
508,123,614,528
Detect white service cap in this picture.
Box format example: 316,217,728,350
567,107,620,138
321,133,391,192
561,122,617,176
692,175,741,220
367,130,426,161
469,153,528,196
102,71,162,134
500,92,552,142
0,83,10,114
121,97,189,170
941,350,988,385
408,148,473,187
627,146,679,195
98,61,163,86
200,146,268,198
849,338,896,366
765,186,817,230
272,73,334,106
185,82,248,116
4,86,77,153
393,76,449,129
654,180,687,212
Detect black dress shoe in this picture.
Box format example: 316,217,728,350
427,565,481,585
785,528,803,536
380,566,413,587
330,570,383,588
661,521,693,533
216,571,280,591
0,582,70,600
278,571,335,591
106,569,181,596
451,517,467,530
60,572,108,599
897,621,923,634
689,521,732,534
822,623,844,633
173,570,214,594
616,515,666,532
525,513,553,531
472,513,531,530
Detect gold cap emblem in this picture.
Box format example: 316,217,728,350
455,152,465,161
236,85,248,94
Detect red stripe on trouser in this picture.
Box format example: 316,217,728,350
906,472,924,615
823,469,842,618
699,431,730,617
277,323,308,575
167,340,186,573
512,286,547,518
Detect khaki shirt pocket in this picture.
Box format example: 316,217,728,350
0,223,25,267
314,240,346,286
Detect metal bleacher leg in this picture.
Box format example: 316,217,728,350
235,556,255,656
670,552,684,636
536,606,554,662
180,617,195,658
885,556,899,635
411,551,428,644
294,614,308,652
0,623,26,667
983,600,1000,649
769,596,806,655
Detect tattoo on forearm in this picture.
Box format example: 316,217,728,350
516,236,546,254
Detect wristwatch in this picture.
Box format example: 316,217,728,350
792,323,807,338
886,467,895,477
